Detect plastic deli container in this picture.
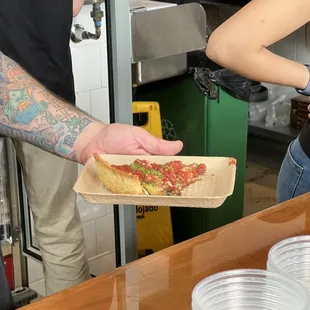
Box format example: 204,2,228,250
267,235,310,293
192,269,310,310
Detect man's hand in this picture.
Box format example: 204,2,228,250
0,52,183,164
78,123,183,164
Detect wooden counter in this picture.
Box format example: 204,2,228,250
22,193,310,310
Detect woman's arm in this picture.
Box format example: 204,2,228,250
73,0,84,16
206,0,310,89
0,51,105,162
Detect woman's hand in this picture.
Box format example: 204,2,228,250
78,123,184,164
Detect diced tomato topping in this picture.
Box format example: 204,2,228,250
111,159,207,196
112,164,131,173
178,171,186,183
167,160,183,171
185,172,193,184
135,159,152,169
136,170,143,179
167,173,176,186
229,158,237,166
197,164,206,175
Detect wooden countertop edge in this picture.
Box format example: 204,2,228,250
22,193,310,309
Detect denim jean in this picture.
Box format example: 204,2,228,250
277,138,310,203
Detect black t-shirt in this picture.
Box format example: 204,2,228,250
0,0,75,104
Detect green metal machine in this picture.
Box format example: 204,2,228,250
136,75,249,243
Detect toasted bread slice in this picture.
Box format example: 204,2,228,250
94,153,147,195
142,183,165,196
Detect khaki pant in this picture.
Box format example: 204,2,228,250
13,140,90,295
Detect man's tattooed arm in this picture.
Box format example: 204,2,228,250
0,51,105,162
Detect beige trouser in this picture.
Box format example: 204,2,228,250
13,140,90,295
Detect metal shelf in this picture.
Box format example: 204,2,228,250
248,120,300,144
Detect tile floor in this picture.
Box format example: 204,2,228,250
243,135,290,217
244,162,278,217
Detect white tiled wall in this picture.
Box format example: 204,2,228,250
28,4,115,296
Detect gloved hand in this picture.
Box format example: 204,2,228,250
77,123,183,164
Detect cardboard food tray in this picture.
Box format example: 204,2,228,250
73,154,237,209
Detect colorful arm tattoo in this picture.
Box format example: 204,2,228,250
0,51,99,161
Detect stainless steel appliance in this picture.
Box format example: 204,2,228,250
130,2,207,86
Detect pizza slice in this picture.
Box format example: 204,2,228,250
94,153,148,195
94,153,206,196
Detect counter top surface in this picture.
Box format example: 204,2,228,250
22,193,310,310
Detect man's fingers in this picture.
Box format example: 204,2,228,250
135,127,183,155
154,139,184,155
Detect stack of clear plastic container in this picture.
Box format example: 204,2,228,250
192,269,310,310
267,235,310,293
